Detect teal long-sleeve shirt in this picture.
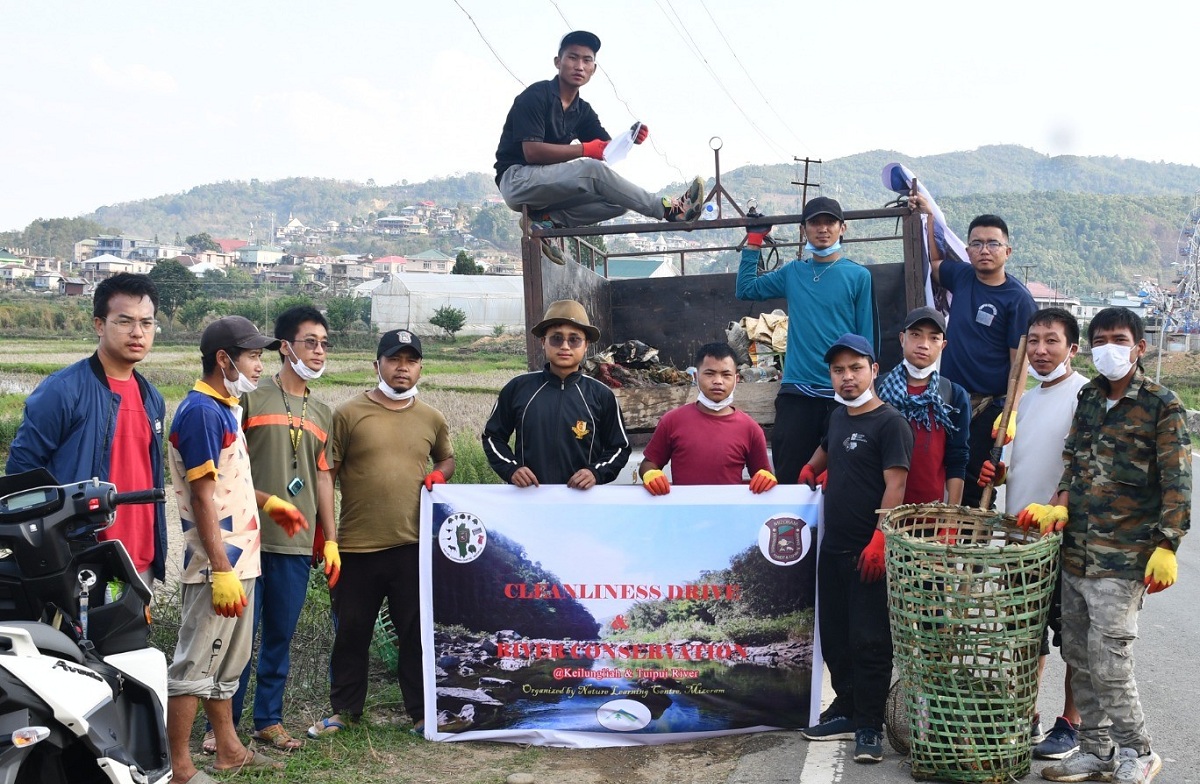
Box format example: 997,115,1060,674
735,247,876,389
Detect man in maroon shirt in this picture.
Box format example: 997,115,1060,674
638,342,777,494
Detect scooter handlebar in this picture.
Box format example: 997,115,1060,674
112,489,165,506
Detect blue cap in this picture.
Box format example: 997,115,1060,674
823,333,876,364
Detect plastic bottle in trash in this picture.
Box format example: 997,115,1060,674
699,203,718,221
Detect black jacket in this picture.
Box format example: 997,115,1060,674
483,366,630,485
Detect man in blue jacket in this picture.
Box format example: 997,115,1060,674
6,273,167,589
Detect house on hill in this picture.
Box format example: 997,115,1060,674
406,249,453,274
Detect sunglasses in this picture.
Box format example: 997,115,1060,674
546,334,586,348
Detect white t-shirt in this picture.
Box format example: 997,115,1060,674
1004,372,1091,512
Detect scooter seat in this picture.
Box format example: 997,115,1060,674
0,620,85,664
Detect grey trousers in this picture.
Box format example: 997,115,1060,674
499,159,664,228
1060,572,1151,756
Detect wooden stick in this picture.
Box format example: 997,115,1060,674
980,335,1028,510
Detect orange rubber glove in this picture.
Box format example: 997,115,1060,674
858,529,886,583
641,468,670,496
263,494,307,538
211,570,247,618
992,413,1016,445
322,541,341,589
1016,503,1047,530
798,464,819,489
1144,547,1177,594
816,469,828,489
633,123,649,144
581,139,609,160
424,469,447,491
749,469,777,494
977,459,1006,487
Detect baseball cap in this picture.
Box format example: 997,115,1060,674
560,30,601,54
377,329,423,359
200,316,281,355
902,306,947,334
801,196,844,223
823,333,876,364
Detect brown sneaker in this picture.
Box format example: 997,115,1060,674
541,240,568,265
664,176,706,222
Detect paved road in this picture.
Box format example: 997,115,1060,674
728,452,1200,784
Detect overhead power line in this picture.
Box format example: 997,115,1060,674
452,0,525,87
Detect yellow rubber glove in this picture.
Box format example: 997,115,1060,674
211,570,247,618
992,412,1016,445
641,469,670,496
263,494,308,538
1039,505,1069,535
748,469,778,494
1016,503,1047,531
1144,547,1178,594
323,541,342,589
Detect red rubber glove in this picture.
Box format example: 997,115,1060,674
858,529,886,583
746,223,772,247
633,123,649,144
977,459,1006,487
311,526,326,568
816,469,828,489
581,139,609,160
748,469,777,494
424,469,447,491
798,464,819,489
263,495,308,538
642,468,670,496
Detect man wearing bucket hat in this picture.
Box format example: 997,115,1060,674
483,300,630,488
494,31,706,265
796,333,911,765
168,316,301,779
310,328,454,739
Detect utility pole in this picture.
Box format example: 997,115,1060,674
791,157,822,208
1012,263,1038,286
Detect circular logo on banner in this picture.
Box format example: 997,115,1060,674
596,699,651,731
439,512,488,563
757,514,811,565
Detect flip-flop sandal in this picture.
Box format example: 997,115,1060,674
200,729,216,755
179,771,219,784
251,724,303,751
306,717,347,739
212,750,284,773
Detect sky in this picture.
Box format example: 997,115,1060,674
3,1,1198,232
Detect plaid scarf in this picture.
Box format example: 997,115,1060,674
877,364,959,433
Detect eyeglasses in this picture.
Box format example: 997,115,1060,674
546,334,586,348
294,338,332,351
967,240,1008,251
106,317,157,333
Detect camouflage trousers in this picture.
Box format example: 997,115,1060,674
1060,572,1151,757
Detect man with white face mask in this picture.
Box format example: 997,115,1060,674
877,307,970,505
797,333,911,765
212,306,338,753
1035,307,1191,783
311,329,454,740
637,342,775,494
168,316,305,780
978,308,1089,754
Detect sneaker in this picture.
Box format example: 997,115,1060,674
663,176,705,222
853,727,884,763
799,714,854,741
1035,717,1080,760
1112,748,1162,784
1041,749,1117,782
540,240,567,265
1031,713,1047,745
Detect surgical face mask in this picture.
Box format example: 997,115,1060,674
221,357,258,398
377,370,418,401
287,343,324,381
902,359,936,380
805,240,842,259
835,387,875,408
1029,358,1071,384
697,389,734,411
1091,343,1136,381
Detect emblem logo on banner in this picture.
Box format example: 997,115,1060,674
439,511,488,563
759,514,812,565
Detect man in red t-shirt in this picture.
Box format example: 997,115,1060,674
876,307,971,505
638,343,777,495
6,273,167,589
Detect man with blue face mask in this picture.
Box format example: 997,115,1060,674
207,306,338,754
735,196,877,489
1032,307,1191,784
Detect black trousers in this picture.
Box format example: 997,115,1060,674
817,550,893,731
961,399,1003,509
330,545,423,718
772,393,837,484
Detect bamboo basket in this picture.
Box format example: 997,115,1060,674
882,503,1060,782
